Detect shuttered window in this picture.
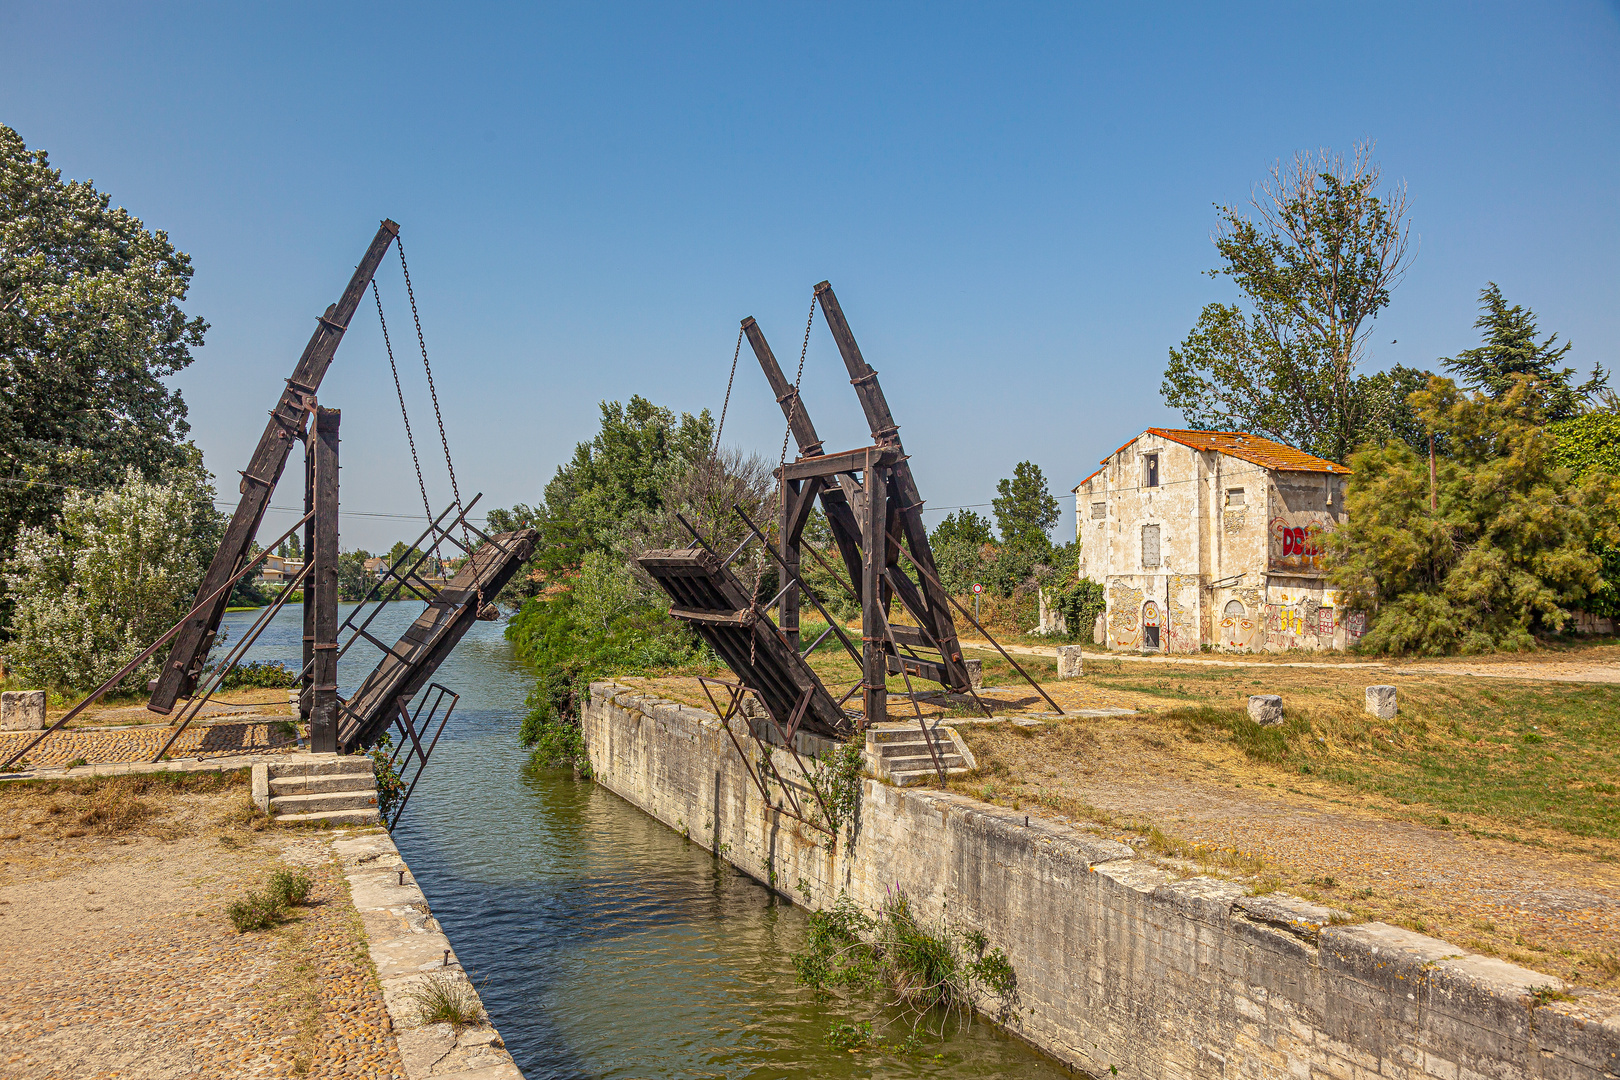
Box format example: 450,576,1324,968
1091,502,1106,520
1142,524,1161,567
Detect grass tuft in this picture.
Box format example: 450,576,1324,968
407,973,484,1030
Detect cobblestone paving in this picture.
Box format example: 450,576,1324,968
0,782,406,1078
1,720,300,770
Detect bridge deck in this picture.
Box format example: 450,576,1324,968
638,548,853,740
337,528,537,752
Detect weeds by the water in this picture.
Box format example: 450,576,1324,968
407,973,484,1030
227,865,316,933
792,891,1018,1031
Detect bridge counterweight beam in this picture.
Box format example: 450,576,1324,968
309,407,340,754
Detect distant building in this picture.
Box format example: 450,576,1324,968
1073,429,1357,653
260,554,305,585
363,556,386,580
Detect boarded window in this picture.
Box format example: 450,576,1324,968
1141,524,1160,567
1318,607,1335,636
1226,488,1245,506
1144,454,1160,488
1091,502,1107,520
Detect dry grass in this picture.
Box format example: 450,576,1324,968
0,770,251,846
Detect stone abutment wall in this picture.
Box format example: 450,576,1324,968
583,682,1619,1080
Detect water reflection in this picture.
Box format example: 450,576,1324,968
219,603,1072,1078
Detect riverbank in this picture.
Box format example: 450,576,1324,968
583,679,1620,1080
0,768,520,1079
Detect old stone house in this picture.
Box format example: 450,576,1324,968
1073,429,1356,654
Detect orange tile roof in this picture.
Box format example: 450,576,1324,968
1144,428,1350,474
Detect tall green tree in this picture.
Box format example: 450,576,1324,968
1327,376,1618,654
929,509,993,551
992,462,1059,552
0,125,208,563
1162,142,1412,462
1442,283,1607,421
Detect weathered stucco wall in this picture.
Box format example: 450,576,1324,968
585,681,1620,1080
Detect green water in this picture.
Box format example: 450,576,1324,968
221,603,1075,1078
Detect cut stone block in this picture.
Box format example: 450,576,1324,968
1247,694,1284,727
964,658,983,692
1,690,46,731
1056,645,1084,679
1365,685,1397,720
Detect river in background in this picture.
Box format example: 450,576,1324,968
219,602,1071,1079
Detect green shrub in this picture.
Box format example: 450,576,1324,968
218,661,298,691
1052,578,1106,642
267,868,312,907
226,891,283,933
369,733,407,818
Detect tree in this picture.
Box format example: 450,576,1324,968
0,125,208,565
1327,376,1618,654
1441,283,1607,421
1162,142,1412,462
336,549,375,602
278,535,302,560
0,463,223,690
992,462,1059,553
929,509,993,551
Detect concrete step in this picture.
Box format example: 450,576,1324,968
889,765,975,787
882,752,968,771
273,807,382,827
266,754,373,780
269,790,379,815
867,727,944,745
269,773,376,796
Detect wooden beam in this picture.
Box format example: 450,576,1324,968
150,220,399,714
779,445,902,481
308,407,340,754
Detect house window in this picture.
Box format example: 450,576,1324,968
1143,454,1160,488
1141,524,1161,567
1091,502,1106,520
1142,601,1161,650
1226,488,1245,506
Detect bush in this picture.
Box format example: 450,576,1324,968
217,661,297,691
226,890,284,933
1051,578,1105,643
0,464,223,691
267,868,312,907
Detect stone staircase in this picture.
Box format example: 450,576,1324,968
864,722,977,787
252,754,381,826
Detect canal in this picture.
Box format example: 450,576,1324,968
221,602,1073,1079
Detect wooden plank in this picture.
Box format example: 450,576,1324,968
150,220,400,714
309,407,340,754
779,445,899,481
668,606,754,625
861,465,888,725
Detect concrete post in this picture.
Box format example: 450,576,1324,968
1247,695,1284,727
1365,685,1397,720
1056,646,1084,679
1,690,47,731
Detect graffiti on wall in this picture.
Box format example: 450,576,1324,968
1264,589,1338,649
1269,512,1337,573
1168,574,1201,653
1219,599,1260,651
1107,579,1144,649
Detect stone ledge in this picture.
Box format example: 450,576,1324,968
333,831,524,1080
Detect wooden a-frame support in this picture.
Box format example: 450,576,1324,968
742,281,974,725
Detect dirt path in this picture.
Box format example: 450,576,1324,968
0,777,405,1079
960,638,1620,684
954,718,1620,990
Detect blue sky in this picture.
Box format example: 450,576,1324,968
3,2,1617,550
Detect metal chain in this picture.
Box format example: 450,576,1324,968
396,236,470,558
373,281,435,524
713,325,743,452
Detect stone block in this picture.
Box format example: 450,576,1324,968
251,762,270,811
1247,695,1284,727
1056,645,1084,679
964,658,983,692
1365,685,1397,720
1,689,46,731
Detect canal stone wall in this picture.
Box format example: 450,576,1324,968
584,681,1620,1080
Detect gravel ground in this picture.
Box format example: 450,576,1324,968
0,777,406,1078
955,716,1620,991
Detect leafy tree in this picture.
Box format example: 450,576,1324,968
336,549,375,601
0,125,208,565
1162,142,1412,462
1441,283,1607,421
0,463,223,690
992,462,1058,553
277,535,302,560
1327,376,1618,654
1358,364,1440,452
1549,412,1620,618
929,509,993,551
